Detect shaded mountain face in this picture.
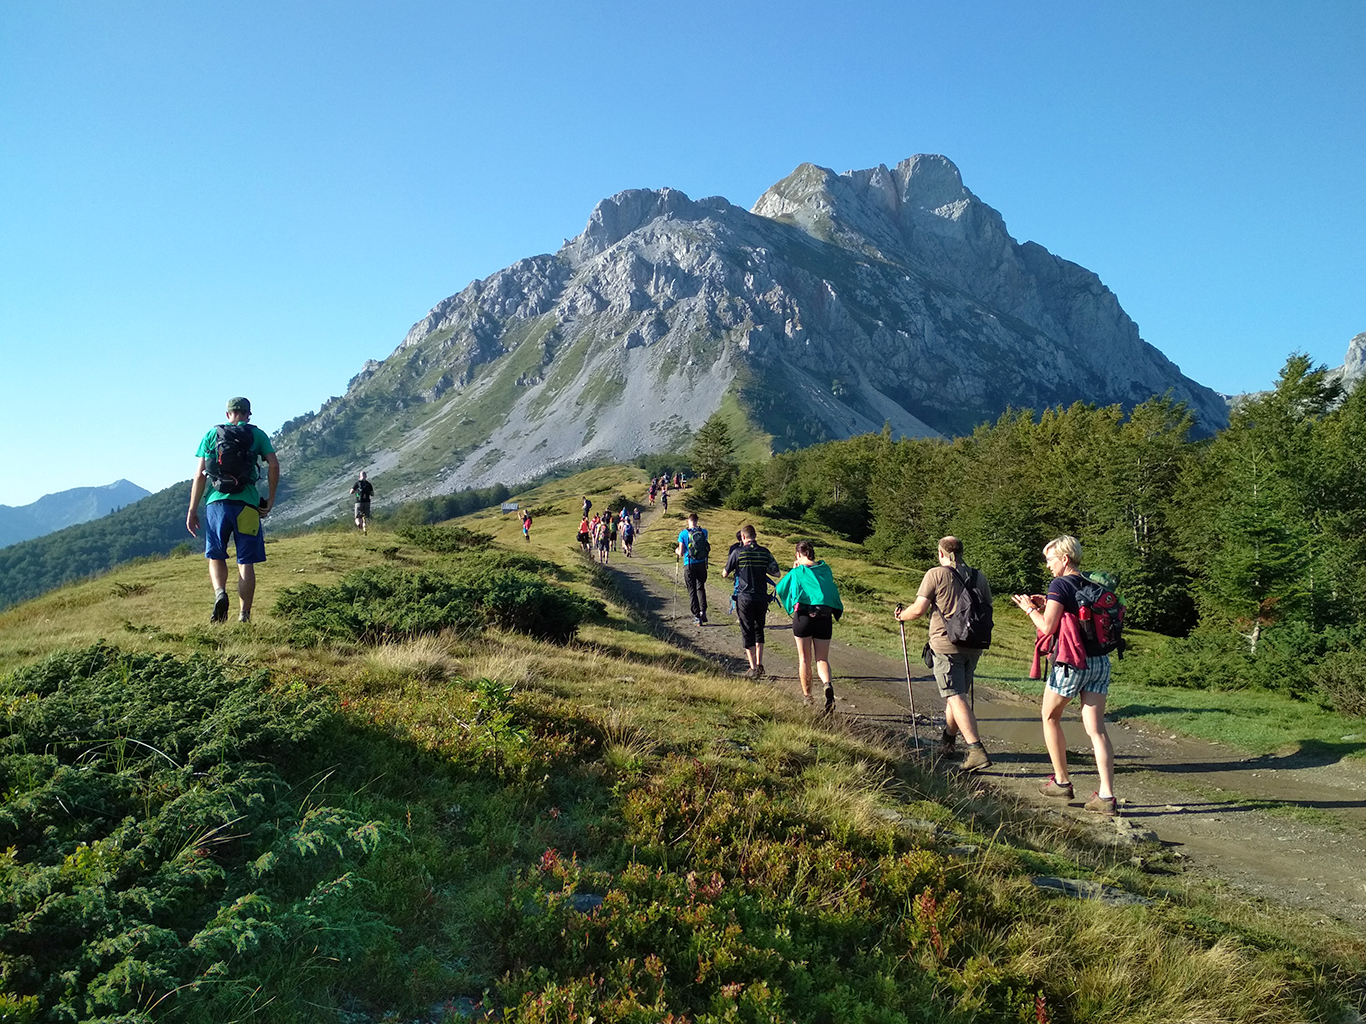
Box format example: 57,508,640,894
0,479,150,550
273,154,1227,524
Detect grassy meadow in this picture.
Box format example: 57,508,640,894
1,466,1364,1023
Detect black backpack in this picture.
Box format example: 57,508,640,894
686,528,710,562
944,566,993,649
206,424,258,493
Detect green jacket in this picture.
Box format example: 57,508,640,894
775,561,843,617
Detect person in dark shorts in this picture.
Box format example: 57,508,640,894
186,396,280,624
1011,534,1118,815
521,510,532,542
775,540,843,710
723,525,781,679
350,472,374,532
895,536,993,771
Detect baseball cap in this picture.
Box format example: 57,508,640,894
226,397,252,414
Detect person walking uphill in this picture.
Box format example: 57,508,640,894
1010,534,1119,815
186,397,280,624
723,525,781,679
894,536,993,771
350,472,374,532
775,540,843,711
676,512,711,625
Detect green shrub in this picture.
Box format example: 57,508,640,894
275,566,483,644
1313,650,1366,717
275,565,602,646
397,524,494,552
0,645,393,1022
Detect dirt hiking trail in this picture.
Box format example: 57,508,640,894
596,510,1366,927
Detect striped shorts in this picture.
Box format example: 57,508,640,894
1046,654,1111,698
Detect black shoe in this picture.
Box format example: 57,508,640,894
699,614,708,624
211,592,229,623
823,685,835,712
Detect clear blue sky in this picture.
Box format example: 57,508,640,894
2,1,1362,506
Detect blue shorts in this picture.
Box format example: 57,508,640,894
1046,654,1111,698
204,500,266,564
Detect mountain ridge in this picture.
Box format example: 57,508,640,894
271,154,1229,526
0,479,150,550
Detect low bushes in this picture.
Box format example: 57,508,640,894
274,564,603,646
0,646,392,1023
396,524,494,552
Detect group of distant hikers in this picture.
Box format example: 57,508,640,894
187,396,1122,815
576,497,638,564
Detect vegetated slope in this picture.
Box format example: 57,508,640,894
0,478,150,548
0,481,191,612
270,153,1228,527
0,497,1360,1024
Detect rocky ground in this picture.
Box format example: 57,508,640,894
600,507,1366,928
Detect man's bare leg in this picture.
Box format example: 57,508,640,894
238,563,256,620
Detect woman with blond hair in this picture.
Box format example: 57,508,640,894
1011,534,1118,815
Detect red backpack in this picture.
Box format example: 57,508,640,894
1075,571,1126,658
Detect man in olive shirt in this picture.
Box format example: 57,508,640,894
722,525,781,679
894,536,992,770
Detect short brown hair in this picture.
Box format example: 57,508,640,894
741,524,756,541
939,536,963,557
686,513,699,526
795,540,817,561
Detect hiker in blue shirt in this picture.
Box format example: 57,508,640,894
675,512,710,625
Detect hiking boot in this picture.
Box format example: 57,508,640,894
823,685,835,712
238,611,251,624
752,664,765,681
961,745,992,772
211,592,229,624
1039,775,1074,800
938,730,960,758
1084,792,1118,816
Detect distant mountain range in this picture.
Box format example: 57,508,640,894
270,153,1230,525
0,480,149,549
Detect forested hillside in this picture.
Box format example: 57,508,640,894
0,482,193,611
706,354,1366,714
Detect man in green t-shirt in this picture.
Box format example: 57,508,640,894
186,397,280,623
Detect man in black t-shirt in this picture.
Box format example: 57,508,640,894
350,472,375,532
722,525,781,679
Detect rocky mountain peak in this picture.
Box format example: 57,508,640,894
271,154,1230,526
1328,331,1366,393
567,188,734,260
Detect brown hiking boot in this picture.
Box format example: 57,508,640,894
1039,775,1074,800
1084,792,1118,816
961,745,992,772
938,730,960,758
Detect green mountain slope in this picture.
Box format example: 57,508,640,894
0,481,192,612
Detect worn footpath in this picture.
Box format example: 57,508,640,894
599,509,1366,927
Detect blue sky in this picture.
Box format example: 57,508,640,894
2,1,1362,505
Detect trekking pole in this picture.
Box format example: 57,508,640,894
895,605,920,751
672,559,680,621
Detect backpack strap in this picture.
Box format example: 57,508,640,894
947,566,979,611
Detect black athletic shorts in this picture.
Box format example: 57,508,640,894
792,605,834,641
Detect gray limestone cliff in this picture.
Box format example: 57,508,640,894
272,155,1229,524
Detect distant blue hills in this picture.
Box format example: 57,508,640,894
0,480,151,549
